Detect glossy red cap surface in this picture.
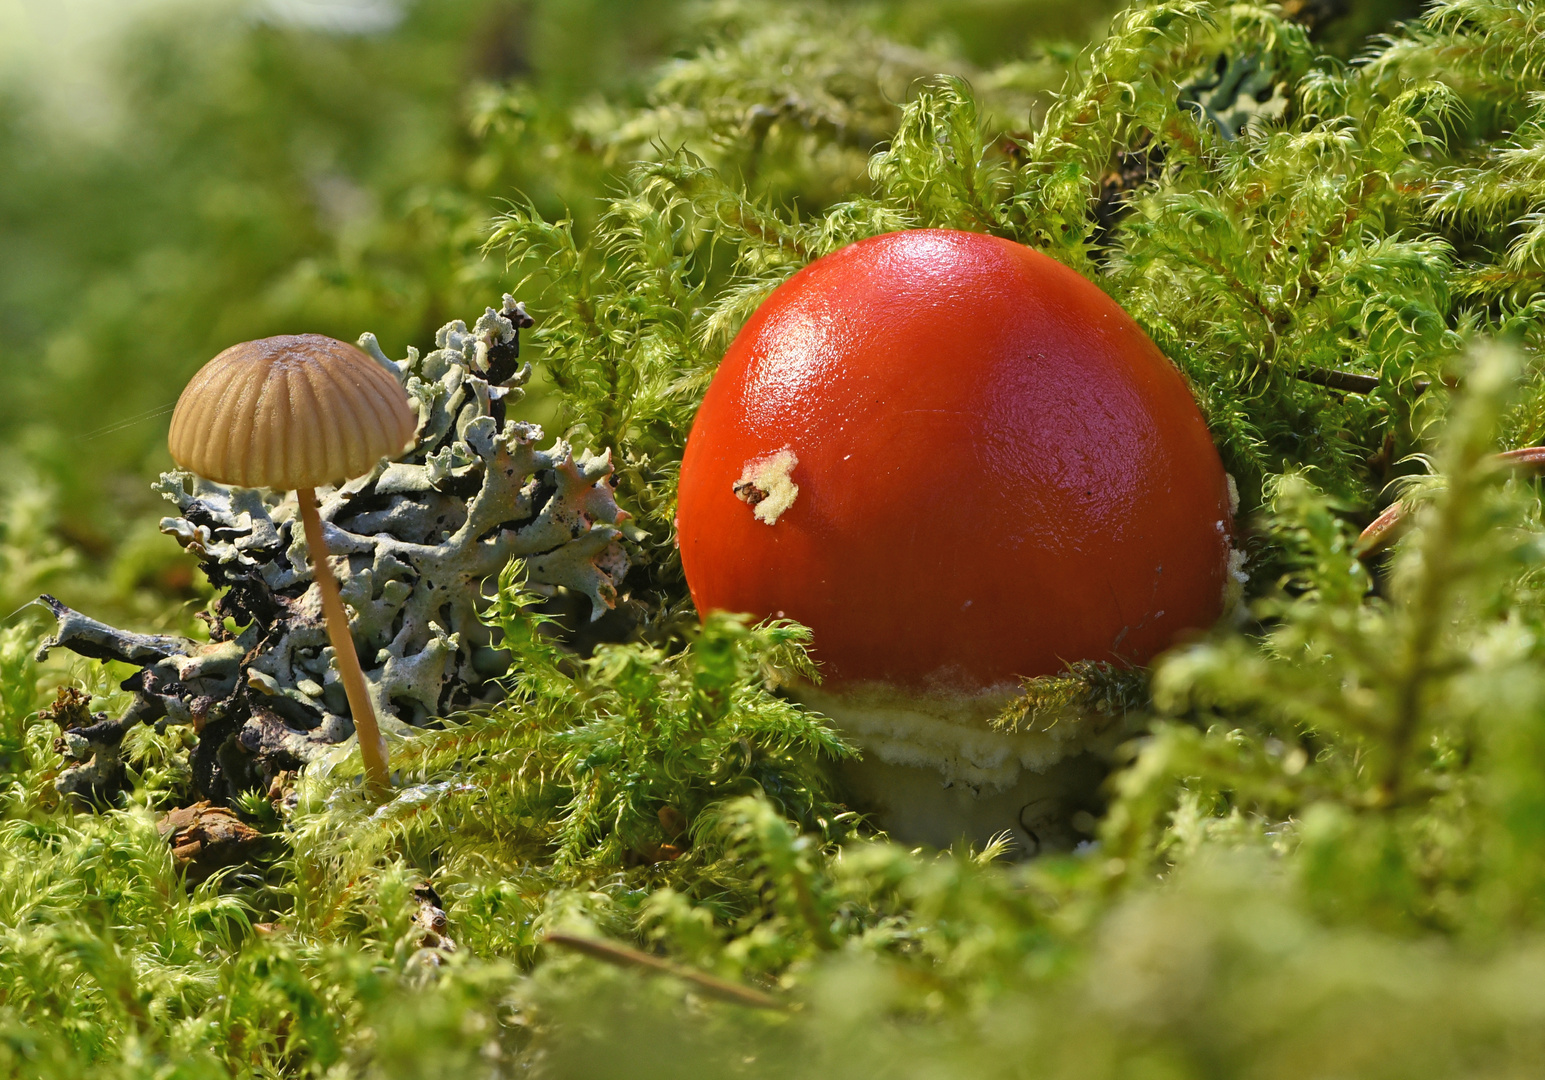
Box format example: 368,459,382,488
678,229,1232,692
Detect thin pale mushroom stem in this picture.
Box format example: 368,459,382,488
297,486,391,797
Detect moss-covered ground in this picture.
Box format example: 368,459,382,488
6,0,1545,1075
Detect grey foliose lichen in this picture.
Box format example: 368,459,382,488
37,295,633,802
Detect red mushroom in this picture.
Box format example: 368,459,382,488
676,229,1236,850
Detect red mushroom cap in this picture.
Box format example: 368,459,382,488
677,229,1233,696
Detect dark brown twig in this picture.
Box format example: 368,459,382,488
1295,367,1435,395
1355,446,1545,557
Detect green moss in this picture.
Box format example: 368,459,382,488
6,0,1545,1076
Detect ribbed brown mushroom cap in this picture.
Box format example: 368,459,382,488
168,334,417,490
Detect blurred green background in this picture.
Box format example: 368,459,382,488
0,0,1416,625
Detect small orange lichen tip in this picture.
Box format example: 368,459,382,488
168,334,417,490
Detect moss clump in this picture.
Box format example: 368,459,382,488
7,0,1545,1077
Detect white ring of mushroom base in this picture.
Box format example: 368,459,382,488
784,475,1247,856
791,682,1123,855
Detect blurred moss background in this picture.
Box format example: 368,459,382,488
0,0,1416,624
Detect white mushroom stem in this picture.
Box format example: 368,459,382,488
298,487,390,796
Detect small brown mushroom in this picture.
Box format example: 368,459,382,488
168,334,417,797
